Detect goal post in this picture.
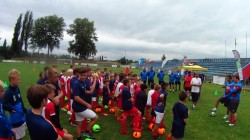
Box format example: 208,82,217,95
57,59,72,65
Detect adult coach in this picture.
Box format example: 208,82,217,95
140,68,147,84
190,73,202,109
147,67,155,86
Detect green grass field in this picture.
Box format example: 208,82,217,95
0,62,250,140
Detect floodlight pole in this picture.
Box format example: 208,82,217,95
246,32,247,58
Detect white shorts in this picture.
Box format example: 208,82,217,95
75,109,97,122
92,97,97,102
154,111,164,124
13,122,26,139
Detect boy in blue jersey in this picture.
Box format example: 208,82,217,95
0,80,14,140
169,71,175,92
140,68,147,84
170,91,188,139
157,69,165,85
225,75,242,126
3,69,26,140
72,68,98,139
26,85,60,140
121,78,142,134
211,75,235,119
152,82,169,139
147,67,155,86
174,70,181,91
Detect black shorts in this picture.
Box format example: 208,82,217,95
171,125,185,139
175,81,181,85
169,82,174,85
184,87,191,92
229,100,239,113
218,97,230,107
191,92,200,102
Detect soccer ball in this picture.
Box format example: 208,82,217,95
133,131,142,139
92,124,100,133
210,111,216,117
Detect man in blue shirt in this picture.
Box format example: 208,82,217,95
157,69,165,85
225,75,242,126
169,71,175,92
140,68,147,84
174,70,181,91
147,67,155,86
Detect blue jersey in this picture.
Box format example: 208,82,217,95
0,99,13,138
70,76,78,99
122,87,133,111
72,80,88,112
224,81,235,97
3,86,26,128
147,70,155,80
169,73,175,83
154,90,168,113
26,109,58,140
174,72,181,82
140,71,147,82
157,71,165,82
84,78,92,104
226,81,242,101
172,102,188,127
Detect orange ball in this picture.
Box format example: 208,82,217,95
109,108,115,113
95,108,102,113
65,105,69,110
133,131,142,139
158,128,166,135
148,123,154,130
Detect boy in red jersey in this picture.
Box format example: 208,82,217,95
44,84,73,140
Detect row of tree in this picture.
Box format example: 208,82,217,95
1,10,98,59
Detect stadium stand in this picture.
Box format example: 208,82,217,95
138,58,250,79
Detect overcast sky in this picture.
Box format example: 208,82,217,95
0,0,250,61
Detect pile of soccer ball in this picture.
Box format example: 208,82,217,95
210,108,216,117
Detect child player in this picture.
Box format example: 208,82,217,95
211,75,234,119
0,80,14,140
26,85,61,140
168,91,188,140
72,68,98,139
152,82,169,139
135,84,148,119
120,79,142,134
145,83,155,122
44,84,73,140
102,79,111,116
3,69,27,140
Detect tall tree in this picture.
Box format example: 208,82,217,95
11,14,22,56
67,18,98,59
30,15,65,56
19,11,33,52
3,39,7,48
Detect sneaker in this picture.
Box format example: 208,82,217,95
67,111,72,115
223,115,228,119
225,120,230,123
70,122,77,126
102,113,108,116
192,105,196,110
229,123,236,126
211,108,217,112
61,108,67,112
82,132,95,139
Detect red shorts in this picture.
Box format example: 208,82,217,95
56,128,65,137
123,107,139,117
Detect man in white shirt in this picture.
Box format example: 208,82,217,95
190,72,202,109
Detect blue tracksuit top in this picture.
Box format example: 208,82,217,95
147,70,155,80
0,99,13,138
140,71,148,82
3,86,26,127
174,72,181,82
157,71,165,82
225,81,242,101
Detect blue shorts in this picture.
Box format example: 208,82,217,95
171,125,185,138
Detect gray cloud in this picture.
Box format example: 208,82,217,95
1,0,250,61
